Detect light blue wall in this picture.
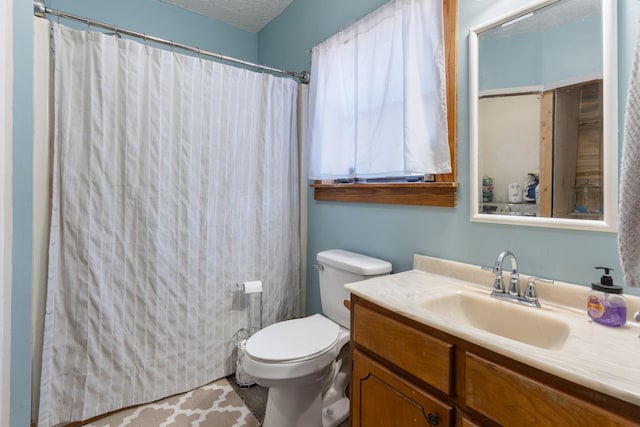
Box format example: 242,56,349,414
541,14,602,85
479,14,602,91
10,0,640,425
258,0,388,72
10,2,258,425
48,0,258,61
11,1,34,426
259,0,640,317
480,31,542,89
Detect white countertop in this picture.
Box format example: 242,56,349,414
344,254,640,407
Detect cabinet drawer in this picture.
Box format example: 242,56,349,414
464,353,637,427
353,350,453,427
353,303,453,394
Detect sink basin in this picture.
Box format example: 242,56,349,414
421,292,570,350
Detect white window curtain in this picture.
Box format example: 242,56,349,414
308,0,450,179
38,23,300,426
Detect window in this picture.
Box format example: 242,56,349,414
309,0,458,207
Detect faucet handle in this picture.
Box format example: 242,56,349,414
507,271,520,297
481,265,505,292
481,265,498,274
528,276,554,284
523,276,554,304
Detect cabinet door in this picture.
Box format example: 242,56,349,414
464,353,637,427
352,350,453,427
353,303,453,394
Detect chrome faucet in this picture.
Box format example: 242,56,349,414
482,250,519,296
482,251,552,308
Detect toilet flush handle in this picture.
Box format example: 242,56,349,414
314,263,324,271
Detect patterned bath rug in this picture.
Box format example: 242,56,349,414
83,377,259,427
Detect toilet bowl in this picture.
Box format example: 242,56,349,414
244,314,350,427
242,249,392,427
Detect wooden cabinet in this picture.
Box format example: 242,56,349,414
460,418,481,427
464,353,635,426
350,296,640,427
352,350,453,427
353,302,453,395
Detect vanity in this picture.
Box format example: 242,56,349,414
346,254,640,426
345,1,637,422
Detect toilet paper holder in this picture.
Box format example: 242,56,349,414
238,280,262,294
236,281,263,329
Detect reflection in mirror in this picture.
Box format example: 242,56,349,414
469,0,617,231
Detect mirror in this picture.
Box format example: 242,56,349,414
469,0,617,232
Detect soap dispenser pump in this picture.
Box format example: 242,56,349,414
587,267,627,327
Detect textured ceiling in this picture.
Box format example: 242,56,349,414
482,0,600,39
161,0,295,32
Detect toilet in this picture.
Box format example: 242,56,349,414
243,249,392,427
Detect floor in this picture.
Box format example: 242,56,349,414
64,377,259,427
64,374,349,427
228,374,351,427
227,375,268,423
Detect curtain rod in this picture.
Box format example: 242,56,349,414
33,1,310,83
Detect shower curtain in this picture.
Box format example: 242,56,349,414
38,23,300,426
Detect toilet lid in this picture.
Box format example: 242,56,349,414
245,314,340,362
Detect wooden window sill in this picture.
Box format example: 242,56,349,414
311,181,458,207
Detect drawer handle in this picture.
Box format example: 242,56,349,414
427,413,439,425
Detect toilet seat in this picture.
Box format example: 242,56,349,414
243,314,349,382
240,250,390,427
245,314,340,363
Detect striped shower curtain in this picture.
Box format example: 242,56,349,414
38,23,301,426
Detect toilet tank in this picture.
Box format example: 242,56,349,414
316,249,392,329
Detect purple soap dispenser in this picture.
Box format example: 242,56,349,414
587,267,627,327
